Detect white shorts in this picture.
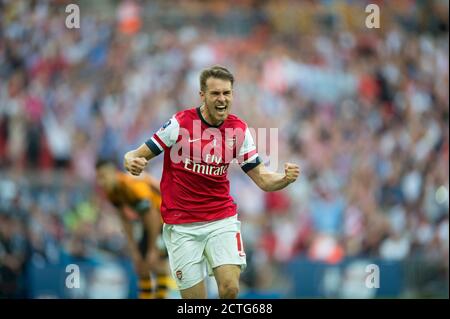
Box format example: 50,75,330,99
162,215,246,290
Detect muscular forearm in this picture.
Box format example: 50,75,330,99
260,172,292,192
124,144,155,161
247,162,300,192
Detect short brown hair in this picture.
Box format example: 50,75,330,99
199,65,234,92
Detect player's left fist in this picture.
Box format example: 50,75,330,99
284,163,300,184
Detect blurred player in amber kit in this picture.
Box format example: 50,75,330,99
95,160,173,299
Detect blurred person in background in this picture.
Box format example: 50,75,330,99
95,159,173,299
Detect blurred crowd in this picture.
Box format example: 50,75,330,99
0,0,448,298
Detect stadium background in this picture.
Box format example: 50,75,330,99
0,0,448,298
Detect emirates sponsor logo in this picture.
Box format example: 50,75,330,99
184,158,228,176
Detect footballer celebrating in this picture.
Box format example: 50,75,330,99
124,65,300,299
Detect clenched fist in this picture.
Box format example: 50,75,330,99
124,156,148,176
284,163,300,184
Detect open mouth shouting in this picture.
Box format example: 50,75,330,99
215,105,227,115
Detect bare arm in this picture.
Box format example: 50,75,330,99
118,209,143,262
118,208,153,278
141,204,162,267
146,175,161,194
246,162,300,192
124,143,156,176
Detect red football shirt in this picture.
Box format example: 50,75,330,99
145,107,261,224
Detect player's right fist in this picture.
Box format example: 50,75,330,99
124,156,148,176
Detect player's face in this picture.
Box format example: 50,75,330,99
97,166,116,191
200,77,233,125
